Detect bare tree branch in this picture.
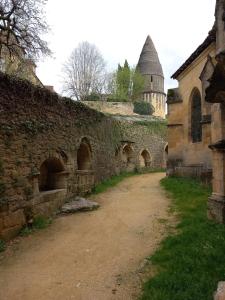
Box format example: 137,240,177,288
0,0,51,61
62,41,107,101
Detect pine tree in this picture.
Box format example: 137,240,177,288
111,60,145,102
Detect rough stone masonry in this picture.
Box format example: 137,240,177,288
0,72,166,240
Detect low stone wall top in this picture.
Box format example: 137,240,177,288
84,101,135,116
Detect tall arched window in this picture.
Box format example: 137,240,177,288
191,89,202,143
139,149,151,167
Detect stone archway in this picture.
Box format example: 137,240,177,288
139,149,151,167
77,138,92,170
76,138,94,194
122,144,133,164
122,144,135,171
39,157,66,191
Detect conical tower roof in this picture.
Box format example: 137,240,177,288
137,35,164,77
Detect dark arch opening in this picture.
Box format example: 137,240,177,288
140,150,151,167
191,89,202,143
122,145,133,164
77,139,92,170
39,158,65,191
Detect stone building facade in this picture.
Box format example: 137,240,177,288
0,72,166,240
167,26,216,179
137,35,166,118
204,0,225,223
0,48,43,87
167,0,225,224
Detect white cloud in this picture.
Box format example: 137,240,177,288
36,0,216,93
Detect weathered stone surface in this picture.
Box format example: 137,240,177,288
3,210,25,228
61,197,100,214
214,282,225,300
1,225,22,241
0,72,166,240
32,189,67,217
167,36,215,179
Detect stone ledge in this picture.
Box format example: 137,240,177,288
167,123,183,127
167,98,183,104
209,140,225,151
201,114,212,124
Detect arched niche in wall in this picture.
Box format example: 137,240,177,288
190,88,202,143
139,149,151,167
122,144,133,164
77,138,92,170
39,157,66,191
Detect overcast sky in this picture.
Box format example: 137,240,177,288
36,0,216,94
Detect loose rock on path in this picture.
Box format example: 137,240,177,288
0,173,173,300
61,197,100,214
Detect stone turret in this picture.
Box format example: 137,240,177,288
137,35,166,118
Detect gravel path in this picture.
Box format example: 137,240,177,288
0,173,172,300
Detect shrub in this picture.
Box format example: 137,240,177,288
20,216,52,236
32,216,52,229
83,93,100,101
133,101,155,115
0,239,6,252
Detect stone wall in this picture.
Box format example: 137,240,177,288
84,101,134,115
0,73,166,240
84,100,165,119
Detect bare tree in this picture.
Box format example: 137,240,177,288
0,0,51,60
62,41,106,101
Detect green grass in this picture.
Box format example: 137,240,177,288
140,167,165,174
141,176,225,300
134,120,167,138
92,169,165,195
92,171,137,194
20,216,52,236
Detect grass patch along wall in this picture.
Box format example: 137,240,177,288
92,168,165,195
141,177,225,300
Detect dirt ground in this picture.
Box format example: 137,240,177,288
0,173,172,300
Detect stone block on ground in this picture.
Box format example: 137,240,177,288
214,282,225,300
61,197,100,214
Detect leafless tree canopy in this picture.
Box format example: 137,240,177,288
63,42,106,100
0,0,51,60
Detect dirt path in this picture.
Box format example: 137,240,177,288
0,173,172,300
